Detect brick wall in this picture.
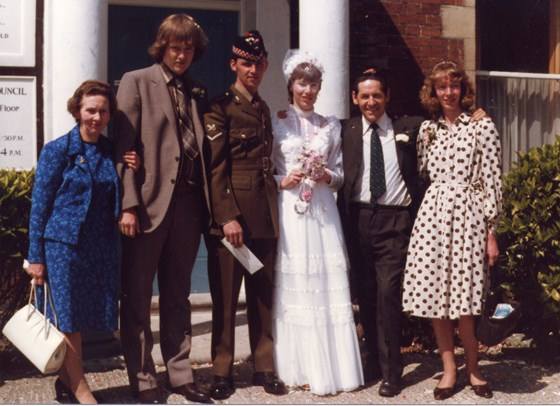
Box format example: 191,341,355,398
349,0,467,117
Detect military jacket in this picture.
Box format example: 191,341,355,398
204,84,279,239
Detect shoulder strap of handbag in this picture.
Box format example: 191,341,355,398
29,280,60,339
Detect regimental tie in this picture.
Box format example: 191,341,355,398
174,77,199,160
369,123,386,205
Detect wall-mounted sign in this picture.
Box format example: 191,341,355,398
0,0,36,67
0,76,36,169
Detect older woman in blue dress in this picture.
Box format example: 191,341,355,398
27,80,139,404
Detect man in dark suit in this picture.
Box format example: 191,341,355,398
204,30,285,400
339,69,424,398
113,14,212,404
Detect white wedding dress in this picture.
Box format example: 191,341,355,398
271,105,363,395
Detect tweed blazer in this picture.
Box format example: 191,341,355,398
113,63,211,233
28,125,119,263
339,114,425,217
204,85,279,239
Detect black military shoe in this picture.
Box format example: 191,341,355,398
208,376,234,400
252,372,287,395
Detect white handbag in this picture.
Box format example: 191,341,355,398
2,280,67,374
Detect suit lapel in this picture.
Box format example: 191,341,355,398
190,99,204,149
66,126,93,189
392,117,406,172
149,64,176,129
345,117,364,187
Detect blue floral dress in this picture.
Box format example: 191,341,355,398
29,126,119,332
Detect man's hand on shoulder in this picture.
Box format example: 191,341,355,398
471,108,489,122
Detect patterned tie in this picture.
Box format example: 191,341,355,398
174,78,199,160
369,123,386,204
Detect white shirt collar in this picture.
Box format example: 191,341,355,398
361,111,390,135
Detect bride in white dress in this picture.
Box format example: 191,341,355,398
271,50,364,395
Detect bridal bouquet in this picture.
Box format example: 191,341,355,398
294,146,327,215
299,147,326,180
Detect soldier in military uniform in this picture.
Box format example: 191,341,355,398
204,31,285,400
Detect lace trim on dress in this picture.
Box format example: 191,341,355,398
275,252,348,274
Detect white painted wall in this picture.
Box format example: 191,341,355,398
254,0,291,115
43,0,108,141
299,0,349,119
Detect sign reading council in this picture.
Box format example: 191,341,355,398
0,76,36,169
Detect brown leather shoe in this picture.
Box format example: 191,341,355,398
172,383,213,404
378,380,400,397
472,383,493,399
433,384,456,401
136,388,165,404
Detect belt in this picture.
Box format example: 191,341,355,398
232,157,271,172
351,202,409,211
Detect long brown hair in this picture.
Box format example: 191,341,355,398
419,61,475,119
287,62,323,104
148,14,208,63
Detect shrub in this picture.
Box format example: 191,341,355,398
497,136,560,348
0,169,34,335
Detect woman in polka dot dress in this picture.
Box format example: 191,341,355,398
402,61,502,401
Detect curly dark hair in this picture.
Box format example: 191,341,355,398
148,14,208,63
419,61,475,119
67,80,116,123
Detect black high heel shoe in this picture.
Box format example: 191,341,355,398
433,369,458,401
55,378,78,404
471,382,493,398
433,384,456,401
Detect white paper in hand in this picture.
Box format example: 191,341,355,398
221,238,264,274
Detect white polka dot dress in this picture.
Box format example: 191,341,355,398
402,114,502,319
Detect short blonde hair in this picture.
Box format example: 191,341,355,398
419,61,475,119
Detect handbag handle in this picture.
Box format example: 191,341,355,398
28,280,60,339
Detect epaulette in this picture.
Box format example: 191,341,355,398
210,91,234,105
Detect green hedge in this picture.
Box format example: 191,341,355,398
497,136,560,347
0,169,34,260
0,169,34,335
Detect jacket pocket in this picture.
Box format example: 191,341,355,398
230,128,259,154
232,174,251,190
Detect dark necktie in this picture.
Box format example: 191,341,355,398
174,78,199,160
369,123,386,204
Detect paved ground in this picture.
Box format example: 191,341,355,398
1,294,560,404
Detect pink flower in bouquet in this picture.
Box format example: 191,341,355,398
298,146,326,180
301,189,312,202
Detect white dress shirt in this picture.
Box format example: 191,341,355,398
352,113,411,207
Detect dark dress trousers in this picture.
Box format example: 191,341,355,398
204,84,278,378
339,115,424,384
113,64,210,393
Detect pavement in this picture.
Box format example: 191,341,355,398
1,293,560,404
